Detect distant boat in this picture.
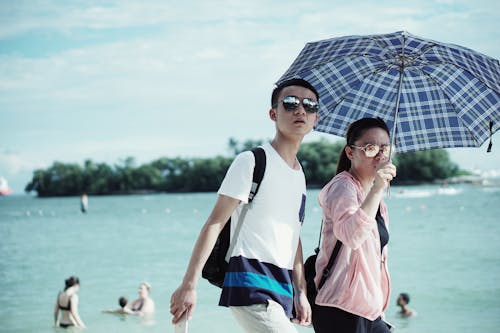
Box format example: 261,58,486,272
0,177,13,195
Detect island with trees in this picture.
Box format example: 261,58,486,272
25,138,469,197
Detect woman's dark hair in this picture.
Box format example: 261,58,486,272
336,117,390,174
64,276,80,290
400,292,410,303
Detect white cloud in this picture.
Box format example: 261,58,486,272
0,148,46,175
1,0,499,183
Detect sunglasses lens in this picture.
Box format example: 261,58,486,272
303,98,319,113
364,144,379,157
381,145,390,157
282,96,300,111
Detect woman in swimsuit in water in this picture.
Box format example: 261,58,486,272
54,276,86,328
125,282,155,315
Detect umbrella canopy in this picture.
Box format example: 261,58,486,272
278,31,500,153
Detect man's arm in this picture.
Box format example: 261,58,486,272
291,238,312,326
170,194,240,324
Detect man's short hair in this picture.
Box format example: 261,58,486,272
271,78,319,107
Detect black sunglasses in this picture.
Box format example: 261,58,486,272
274,95,319,113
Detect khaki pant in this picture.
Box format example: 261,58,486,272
231,300,298,333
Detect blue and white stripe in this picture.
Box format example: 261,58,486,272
219,255,294,317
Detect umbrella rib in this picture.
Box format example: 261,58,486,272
294,35,396,77
367,35,401,60
419,69,482,146
421,58,500,93
418,43,499,93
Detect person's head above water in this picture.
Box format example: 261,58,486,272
119,296,127,308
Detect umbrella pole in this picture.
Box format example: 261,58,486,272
390,31,407,159
387,62,405,197
390,66,404,159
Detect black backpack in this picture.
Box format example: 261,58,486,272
201,147,266,288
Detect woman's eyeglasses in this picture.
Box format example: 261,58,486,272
274,95,319,114
350,143,395,158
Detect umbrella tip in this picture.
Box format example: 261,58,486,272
487,120,493,153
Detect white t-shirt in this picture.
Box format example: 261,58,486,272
217,143,306,317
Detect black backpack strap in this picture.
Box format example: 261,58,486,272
248,147,266,202
314,217,343,291
318,240,343,290
225,147,266,262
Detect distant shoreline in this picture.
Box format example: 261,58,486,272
7,176,499,198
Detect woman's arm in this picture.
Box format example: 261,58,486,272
326,181,377,249
359,162,396,218
121,299,140,315
70,295,86,328
54,298,59,326
102,308,127,314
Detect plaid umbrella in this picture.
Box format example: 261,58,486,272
278,31,500,153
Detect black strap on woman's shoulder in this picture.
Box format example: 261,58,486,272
318,240,342,290
315,219,343,291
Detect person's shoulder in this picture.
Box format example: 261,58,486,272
70,293,79,302
231,149,255,166
329,172,357,192
398,309,417,318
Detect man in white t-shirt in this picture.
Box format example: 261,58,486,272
170,78,319,332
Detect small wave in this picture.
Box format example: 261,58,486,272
393,189,434,198
437,187,462,195
393,187,462,198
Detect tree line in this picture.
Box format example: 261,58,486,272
25,138,466,197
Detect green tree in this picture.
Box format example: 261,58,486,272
114,157,137,192
297,139,344,187
393,149,460,183
25,162,84,196
150,157,192,191
131,164,164,191
183,156,232,192
24,140,466,197
227,137,267,156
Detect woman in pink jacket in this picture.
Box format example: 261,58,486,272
312,118,397,333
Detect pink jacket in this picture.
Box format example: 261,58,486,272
314,171,391,321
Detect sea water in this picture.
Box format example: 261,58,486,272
0,184,499,333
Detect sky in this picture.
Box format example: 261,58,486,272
1,0,499,194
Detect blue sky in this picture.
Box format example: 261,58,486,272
1,0,499,193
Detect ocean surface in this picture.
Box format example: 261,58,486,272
1,184,499,333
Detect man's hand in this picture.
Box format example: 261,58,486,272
170,284,197,324
292,291,312,326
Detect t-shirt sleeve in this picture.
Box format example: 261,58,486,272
217,151,254,203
